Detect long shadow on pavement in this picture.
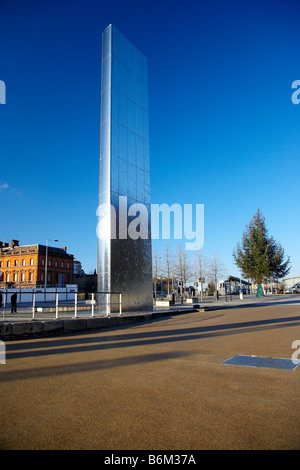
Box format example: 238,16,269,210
6,314,300,360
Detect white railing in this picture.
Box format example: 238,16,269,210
0,290,122,321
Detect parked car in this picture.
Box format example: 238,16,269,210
286,283,300,294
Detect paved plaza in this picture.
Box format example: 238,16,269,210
0,298,300,450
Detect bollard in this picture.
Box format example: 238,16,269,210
119,293,122,316
74,292,78,318
32,293,36,320
106,293,109,316
2,294,6,322
56,293,59,319
0,340,6,364
91,293,95,317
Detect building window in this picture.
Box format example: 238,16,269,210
67,262,70,269
30,258,34,265
41,258,45,266
29,272,33,282
6,273,10,282
0,261,3,267
7,260,10,267
55,260,58,267
22,259,26,266
61,261,64,268
14,260,18,266
49,260,52,267
21,272,25,282
14,273,18,282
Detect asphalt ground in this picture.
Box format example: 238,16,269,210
0,302,300,450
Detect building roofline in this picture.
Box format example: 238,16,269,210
0,243,73,257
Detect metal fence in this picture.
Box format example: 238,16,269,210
0,290,122,321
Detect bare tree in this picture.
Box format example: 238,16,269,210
161,243,174,295
174,243,193,298
152,248,162,298
208,254,227,300
194,250,208,301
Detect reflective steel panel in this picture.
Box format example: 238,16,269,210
98,24,152,312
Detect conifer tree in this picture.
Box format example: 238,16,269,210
233,209,290,296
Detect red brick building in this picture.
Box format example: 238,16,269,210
0,240,74,288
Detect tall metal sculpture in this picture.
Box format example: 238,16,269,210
97,25,152,312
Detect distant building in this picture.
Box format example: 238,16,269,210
283,276,300,289
219,276,252,294
0,240,74,288
73,259,83,276
73,273,97,295
72,259,97,295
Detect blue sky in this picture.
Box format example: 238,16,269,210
0,0,299,279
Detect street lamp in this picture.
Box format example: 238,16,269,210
288,261,293,291
18,246,22,287
45,239,58,289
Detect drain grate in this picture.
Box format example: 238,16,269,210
222,355,300,370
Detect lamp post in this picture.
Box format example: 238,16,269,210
288,261,293,291
45,239,58,289
18,246,22,287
